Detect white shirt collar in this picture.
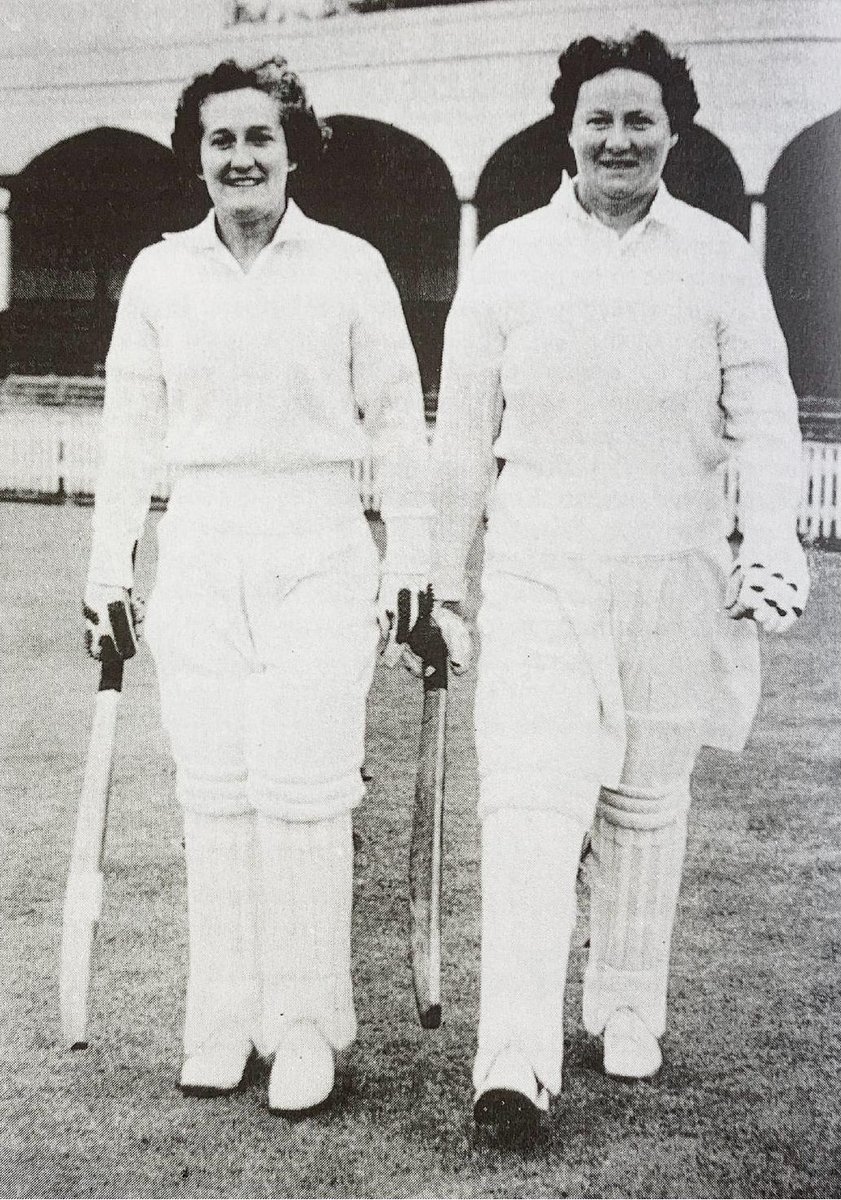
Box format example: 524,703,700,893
163,197,318,251
551,172,680,233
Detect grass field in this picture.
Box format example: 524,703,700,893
1,501,839,1199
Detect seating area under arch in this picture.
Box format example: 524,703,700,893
475,117,748,240
1,128,204,376
765,110,841,402
292,115,459,405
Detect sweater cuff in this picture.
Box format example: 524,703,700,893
430,570,467,606
87,540,136,591
381,512,430,578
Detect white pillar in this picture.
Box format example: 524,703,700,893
457,198,478,285
749,198,767,270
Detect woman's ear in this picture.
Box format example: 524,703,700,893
287,161,298,173
669,132,679,150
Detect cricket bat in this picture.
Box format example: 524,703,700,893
59,643,124,1049
408,616,448,1029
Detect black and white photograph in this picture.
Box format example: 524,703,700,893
1,0,839,1196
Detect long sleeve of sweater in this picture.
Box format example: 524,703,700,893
718,235,803,551
87,257,167,590
353,252,431,579
430,240,505,602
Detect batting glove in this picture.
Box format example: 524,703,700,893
724,540,810,634
83,583,140,662
377,574,428,670
432,602,473,675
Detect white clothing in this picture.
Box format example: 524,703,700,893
258,812,356,1054
90,200,430,589
584,801,689,1039
144,467,380,822
475,544,757,813
474,810,583,1099
434,180,804,1084
182,810,257,1069
431,174,802,601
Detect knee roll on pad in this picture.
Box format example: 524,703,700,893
177,767,250,816
597,780,691,831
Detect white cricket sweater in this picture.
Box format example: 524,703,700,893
89,200,431,589
431,175,802,601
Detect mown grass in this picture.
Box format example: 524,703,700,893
0,502,839,1198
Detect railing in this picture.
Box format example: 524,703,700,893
1,388,839,543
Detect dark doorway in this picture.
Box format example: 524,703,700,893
2,128,205,376
293,115,459,409
766,110,841,401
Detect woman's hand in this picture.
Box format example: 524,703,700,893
83,584,140,661
724,541,810,633
377,575,427,670
432,602,473,675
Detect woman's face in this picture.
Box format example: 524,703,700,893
568,68,677,211
198,87,293,224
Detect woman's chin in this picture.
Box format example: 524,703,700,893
217,195,281,224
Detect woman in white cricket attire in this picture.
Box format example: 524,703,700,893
82,58,430,1116
430,31,810,1137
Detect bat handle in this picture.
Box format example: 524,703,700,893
423,625,448,693
98,643,124,694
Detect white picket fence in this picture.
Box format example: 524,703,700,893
0,405,382,512
0,404,839,542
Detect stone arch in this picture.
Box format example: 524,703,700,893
293,115,459,405
765,110,841,400
2,127,205,375
476,118,748,239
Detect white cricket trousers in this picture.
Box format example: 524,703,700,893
473,535,721,1097
144,466,379,1055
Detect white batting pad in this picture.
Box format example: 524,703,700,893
583,801,689,1038
182,810,258,1061
257,813,356,1056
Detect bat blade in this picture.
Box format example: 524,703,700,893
59,655,123,1049
409,624,448,1029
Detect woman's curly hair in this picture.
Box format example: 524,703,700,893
171,56,329,177
550,31,699,137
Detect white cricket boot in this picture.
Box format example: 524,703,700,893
603,1007,663,1079
268,1021,335,1117
179,810,257,1096
257,812,355,1116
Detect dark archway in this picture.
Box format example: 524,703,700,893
476,118,748,239
2,128,206,375
293,115,459,405
765,110,841,400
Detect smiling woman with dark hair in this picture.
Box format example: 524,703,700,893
170,57,328,180
82,56,430,1118
430,30,808,1139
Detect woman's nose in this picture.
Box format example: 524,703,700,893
230,139,255,168
604,123,632,150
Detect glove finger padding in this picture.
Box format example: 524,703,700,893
83,589,139,662
380,584,427,669
431,604,473,674
725,544,809,634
